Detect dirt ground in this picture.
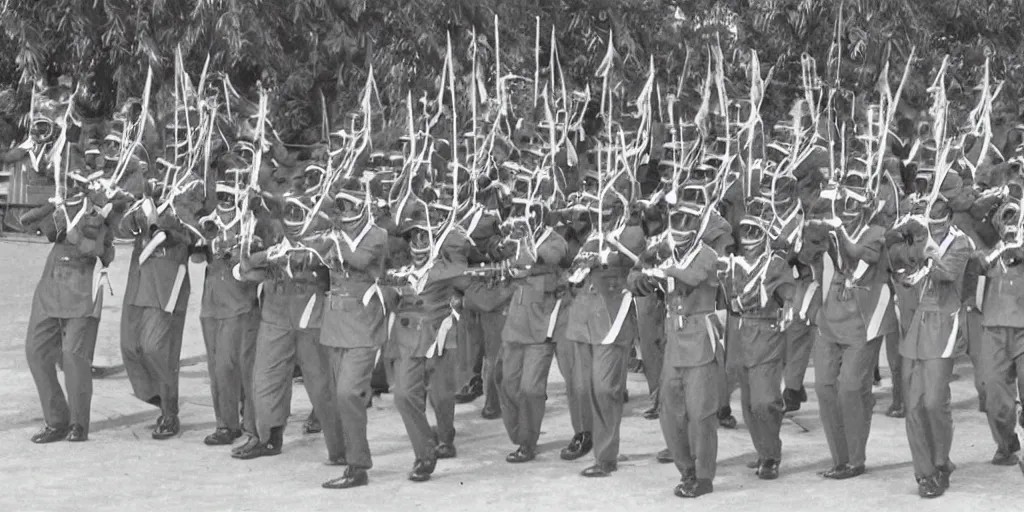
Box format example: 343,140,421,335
0,235,1022,512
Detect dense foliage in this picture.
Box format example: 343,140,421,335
2,0,1023,145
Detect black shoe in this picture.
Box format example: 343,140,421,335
822,464,865,480
408,459,436,482
757,459,780,480
31,425,69,444
674,478,713,498
886,403,906,418
917,474,944,498
204,428,242,446
66,424,88,442
560,432,592,461
992,447,1020,466
454,376,484,404
232,427,283,460
936,463,955,490
718,413,737,429
152,415,180,440
91,366,121,378
581,461,617,477
783,388,802,413
481,406,502,420
323,467,368,489
506,445,536,463
372,386,389,396
656,448,673,464
303,414,321,435
797,386,807,402
435,442,457,459
642,405,659,420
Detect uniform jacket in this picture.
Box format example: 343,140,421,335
564,224,646,346
900,227,971,359
118,207,193,314
502,228,570,345
319,222,390,349
198,244,258,320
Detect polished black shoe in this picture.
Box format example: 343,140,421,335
232,427,283,460
31,425,69,444
822,464,865,480
66,424,88,442
435,442,457,459
204,428,242,446
783,388,803,413
323,467,368,489
152,415,180,440
674,478,713,498
936,463,955,490
656,448,673,464
757,459,780,480
303,413,322,435
560,432,592,461
917,475,944,498
506,445,536,463
886,403,906,418
481,406,502,420
454,376,484,404
717,407,737,429
408,459,436,482
642,405,659,420
581,461,617,477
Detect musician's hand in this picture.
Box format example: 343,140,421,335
634,275,659,296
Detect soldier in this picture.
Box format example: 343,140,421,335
498,197,569,463
22,169,118,443
889,195,970,498
973,184,1024,471
232,177,345,462
722,208,796,480
195,179,260,446
319,176,390,489
560,183,645,478
813,178,898,479
385,194,470,482
116,165,195,440
628,200,727,498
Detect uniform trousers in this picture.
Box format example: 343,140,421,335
326,346,377,469
902,357,955,478
252,320,344,460
200,309,259,433
497,342,555,450
635,296,666,405
575,343,628,464
884,331,903,406
659,361,721,480
459,310,504,412
783,322,814,391
555,338,592,435
978,327,1024,453
26,312,99,433
813,334,883,468
121,305,186,416
390,350,457,462
962,308,987,410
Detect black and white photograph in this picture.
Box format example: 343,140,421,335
0,1,1022,510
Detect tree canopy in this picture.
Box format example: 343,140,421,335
3,0,1023,145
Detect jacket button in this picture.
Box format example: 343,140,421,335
401,318,410,327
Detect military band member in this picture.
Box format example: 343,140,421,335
723,212,796,480
319,177,390,489
22,179,117,443
232,187,345,462
628,201,727,498
195,183,260,446
813,183,898,479
386,199,470,481
498,201,569,463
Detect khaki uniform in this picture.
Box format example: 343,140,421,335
978,251,1024,455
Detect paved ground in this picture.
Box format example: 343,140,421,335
0,234,1022,512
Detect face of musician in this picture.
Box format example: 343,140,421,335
927,200,952,240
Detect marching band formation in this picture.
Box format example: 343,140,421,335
15,35,1024,501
